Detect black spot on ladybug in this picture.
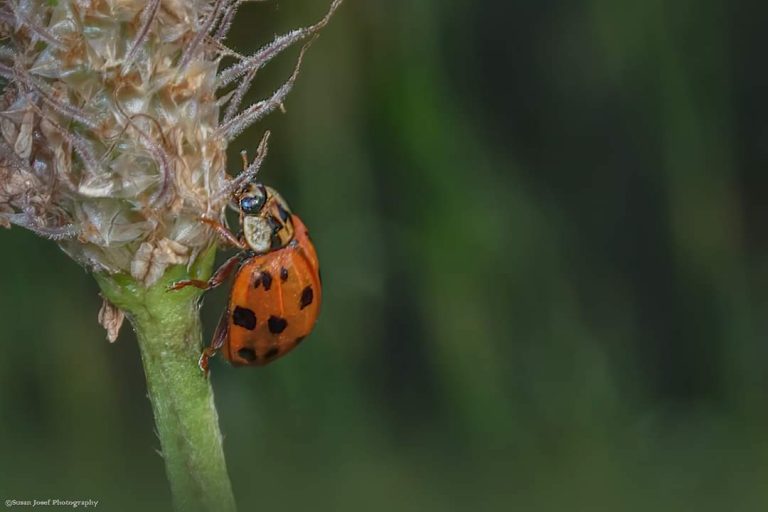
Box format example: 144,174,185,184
304,229,311,241
237,348,257,362
280,267,289,282
232,306,256,330
294,336,305,345
268,316,288,334
261,271,272,290
299,286,314,309
265,346,280,359
253,270,273,290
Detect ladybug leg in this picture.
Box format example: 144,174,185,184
167,254,242,292
200,217,248,250
199,311,229,376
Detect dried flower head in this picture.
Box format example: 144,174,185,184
0,0,341,286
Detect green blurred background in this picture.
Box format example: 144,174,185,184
2,1,768,510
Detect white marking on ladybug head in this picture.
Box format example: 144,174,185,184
243,215,272,254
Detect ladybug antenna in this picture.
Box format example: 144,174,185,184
215,130,270,203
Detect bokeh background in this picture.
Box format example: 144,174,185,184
2,1,768,510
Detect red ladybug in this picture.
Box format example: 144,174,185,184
170,180,321,373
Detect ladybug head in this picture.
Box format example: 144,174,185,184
237,182,295,254
238,182,268,215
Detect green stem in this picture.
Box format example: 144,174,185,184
95,249,236,512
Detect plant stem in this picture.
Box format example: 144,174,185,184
95,249,237,512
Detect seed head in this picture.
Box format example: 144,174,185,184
0,0,341,285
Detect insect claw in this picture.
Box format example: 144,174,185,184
199,349,214,377
166,280,194,292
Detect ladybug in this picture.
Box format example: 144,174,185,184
169,179,321,374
